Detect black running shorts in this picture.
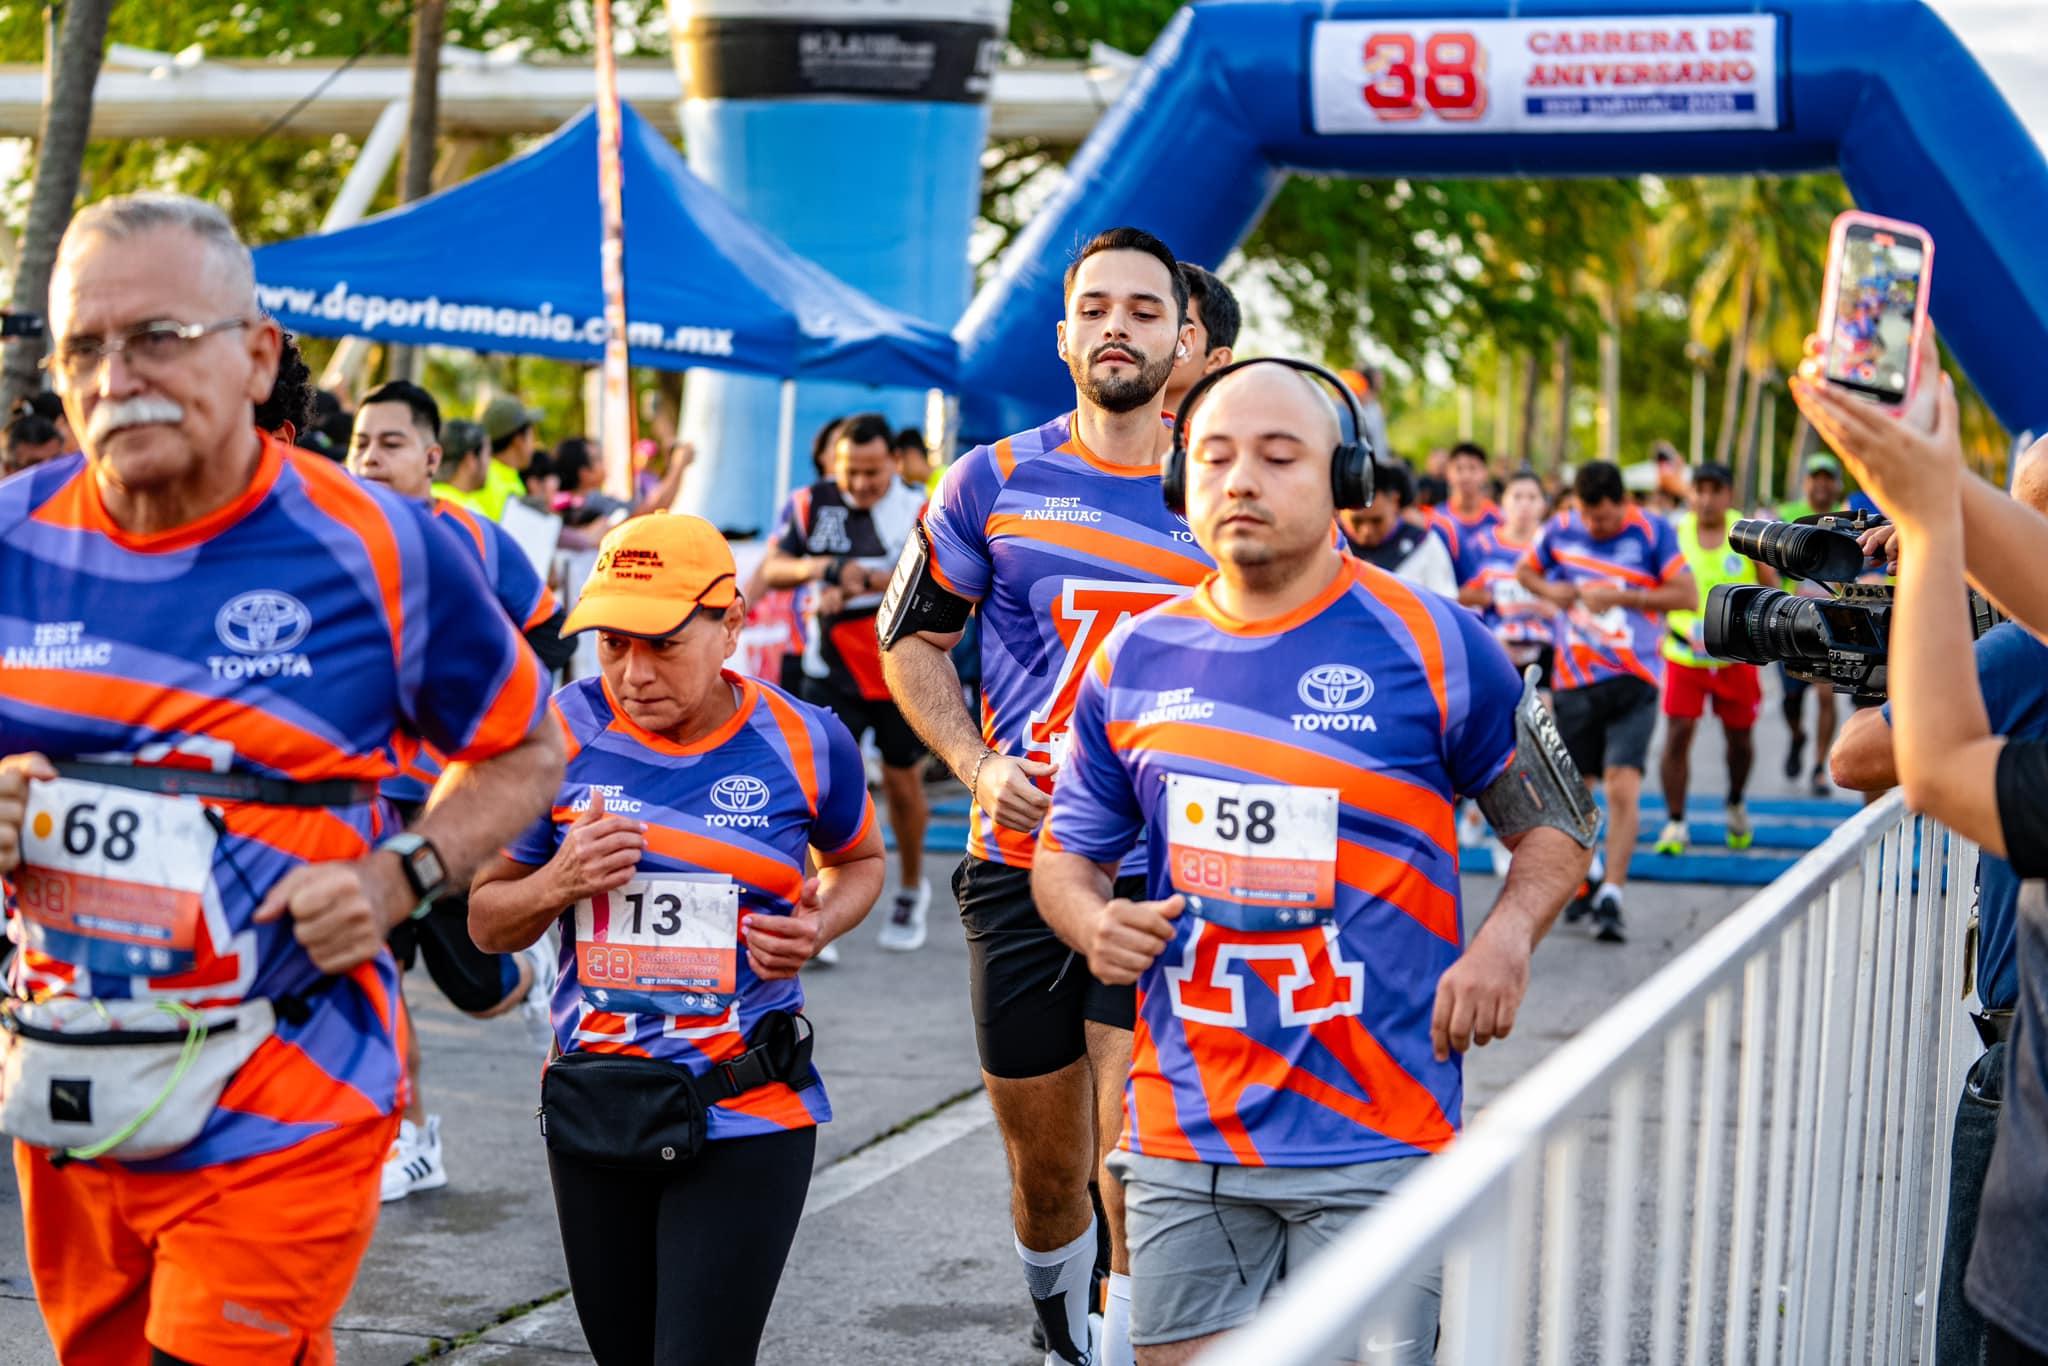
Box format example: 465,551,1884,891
1553,674,1660,776
954,855,1139,1080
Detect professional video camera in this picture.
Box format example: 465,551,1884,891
1702,509,2000,700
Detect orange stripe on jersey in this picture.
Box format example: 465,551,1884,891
993,437,1018,480
218,803,372,865
1339,839,1459,945
1355,562,1449,732
1126,1017,1195,1155
459,645,543,760
293,452,408,674
984,516,1209,586
3,669,387,781
217,1035,386,1128
435,499,493,560
521,589,559,632
642,825,804,901
1311,1014,1456,1150
819,800,877,856
756,687,820,816
1104,720,1455,853
721,1081,818,1129
1182,1019,1267,1164
555,701,583,764
1551,546,1657,588
31,433,287,551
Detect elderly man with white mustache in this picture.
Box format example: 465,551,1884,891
0,192,564,1364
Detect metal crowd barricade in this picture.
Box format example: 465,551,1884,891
1200,791,1981,1366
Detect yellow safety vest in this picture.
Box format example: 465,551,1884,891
1664,511,1758,667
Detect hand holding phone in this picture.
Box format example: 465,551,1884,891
1816,211,1933,412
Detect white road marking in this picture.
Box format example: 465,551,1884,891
802,1089,995,1219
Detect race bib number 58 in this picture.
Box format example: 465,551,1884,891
17,777,217,977
575,875,739,1017
1165,775,1339,932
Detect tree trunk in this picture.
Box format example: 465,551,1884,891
1733,365,1765,507
386,0,446,382
1712,260,1755,468
1493,351,1511,458
1516,351,1540,468
1549,333,1571,473
1597,286,1621,465
2,0,116,412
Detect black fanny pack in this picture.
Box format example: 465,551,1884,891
538,1011,815,1170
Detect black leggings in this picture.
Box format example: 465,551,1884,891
549,1125,817,1365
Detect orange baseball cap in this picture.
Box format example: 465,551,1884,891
561,512,740,639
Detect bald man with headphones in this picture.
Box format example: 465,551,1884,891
1033,359,1595,1364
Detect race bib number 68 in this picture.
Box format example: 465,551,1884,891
1165,775,1339,932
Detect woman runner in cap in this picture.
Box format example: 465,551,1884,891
470,513,886,1365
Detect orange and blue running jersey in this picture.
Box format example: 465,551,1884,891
1044,555,1523,1167
507,672,875,1141
1466,526,1555,648
0,434,550,1170
921,412,1213,869
1440,500,1502,583
1521,508,1685,690
383,497,558,805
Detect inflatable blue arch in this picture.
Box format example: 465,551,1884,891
956,0,2048,441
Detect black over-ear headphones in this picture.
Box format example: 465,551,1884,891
1162,357,1376,515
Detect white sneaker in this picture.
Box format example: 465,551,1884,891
877,881,931,952
1457,803,1487,848
381,1115,448,1202
517,939,558,1055
813,941,841,966
1488,836,1514,879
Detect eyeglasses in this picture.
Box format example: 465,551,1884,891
42,318,250,385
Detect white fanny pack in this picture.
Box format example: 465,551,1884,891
0,996,276,1164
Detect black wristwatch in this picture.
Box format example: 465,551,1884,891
380,834,449,919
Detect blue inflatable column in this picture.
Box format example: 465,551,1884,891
668,0,1009,534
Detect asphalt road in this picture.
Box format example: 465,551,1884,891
0,703,1840,1364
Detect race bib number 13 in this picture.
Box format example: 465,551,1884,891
1165,775,1339,932
16,777,216,977
575,875,739,1017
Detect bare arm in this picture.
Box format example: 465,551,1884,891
1789,368,2008,854
883,629,1055,833
470,791,646,953
1641,568,1698,614
761,548,831,591
1518,559,1576,608
742,823,888,977
1432,824,1588,1060
1958,471,2048,636
1829,706,1898,792
416,723,567,898
1032,847,1183,985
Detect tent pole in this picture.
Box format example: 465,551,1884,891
774,378,798,516
594,0,635,501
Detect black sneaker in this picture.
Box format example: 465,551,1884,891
1784,735,1806,781
1592,886,1626,943
1563,880,1594,925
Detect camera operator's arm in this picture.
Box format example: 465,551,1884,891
1829,707,1897,792
1793,372,2010,851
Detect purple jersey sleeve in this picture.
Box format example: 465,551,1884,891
1530,521,1561,576
1044,641,1145,864
772,489,809,558
1444,605,1525,798
401,499,550,761
812,705,876,853
1651,514,1685,582
920,445,1001,603
480,516,552,629
506,803,560,867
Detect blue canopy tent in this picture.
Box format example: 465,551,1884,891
251,102,958,505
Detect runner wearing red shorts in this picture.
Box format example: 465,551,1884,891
1656,462,1778,855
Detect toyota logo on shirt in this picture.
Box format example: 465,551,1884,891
1293,664,1379,733
707,775,772,827
1298,664,1374,712
216,591,312,655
